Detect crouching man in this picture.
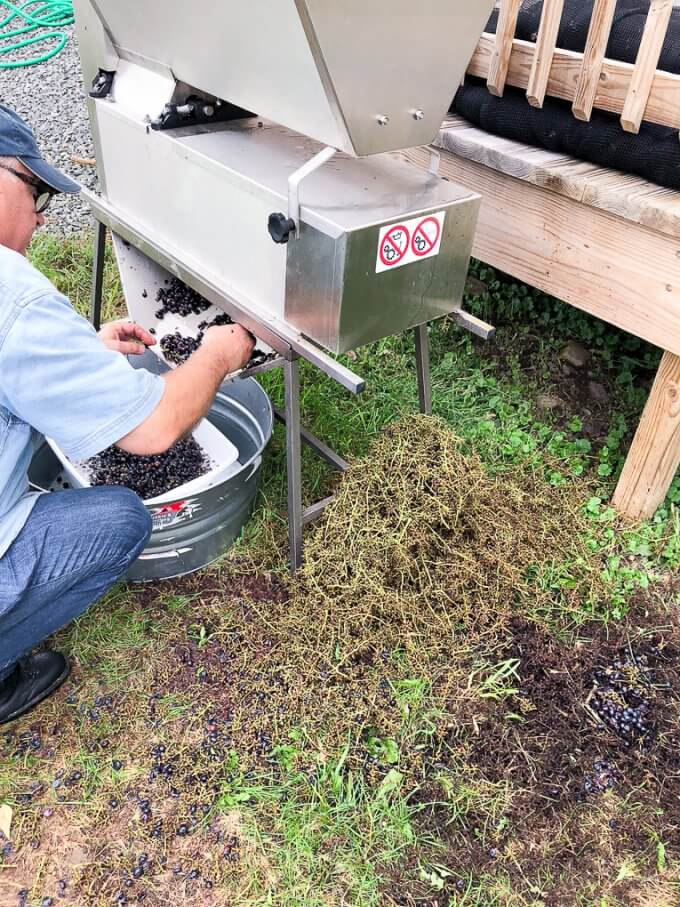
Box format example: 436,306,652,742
0,104,254,724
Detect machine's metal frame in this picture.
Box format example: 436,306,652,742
75,1,499,571
86,193,433,571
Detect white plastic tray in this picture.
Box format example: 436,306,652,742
112,236,272,374
46,417,240,505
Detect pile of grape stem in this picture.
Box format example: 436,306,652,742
290,415,601,666
221,415,608,773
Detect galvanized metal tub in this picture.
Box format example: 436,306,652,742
28,372,273,582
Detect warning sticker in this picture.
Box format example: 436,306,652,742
376,211,446,274
412,216,442,257
378,224,410,269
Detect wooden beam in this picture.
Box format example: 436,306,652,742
621,0,673,133
468,33,680,131
526,0,565,108
487,0,522,97
437,118,680,240
400,145,680,359
572,0,617,121
612,351,680,519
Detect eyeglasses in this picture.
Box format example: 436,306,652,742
0,162,55,214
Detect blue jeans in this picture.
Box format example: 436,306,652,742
0,486,152,681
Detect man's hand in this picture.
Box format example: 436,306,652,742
201,324,255,373
98,320,156,356
116,324,257,456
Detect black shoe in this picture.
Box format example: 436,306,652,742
0,651,70,725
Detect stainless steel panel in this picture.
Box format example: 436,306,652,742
72,0,118,86
297,0,497,155
84,110,480,354
79,0,495,155
174,120,478,234
285,195,479,353
85,0,345,149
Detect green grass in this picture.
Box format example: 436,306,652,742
28,232,123,323
6,231,677,907
217,748,420,906
59,584,161,684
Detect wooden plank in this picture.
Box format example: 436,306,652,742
572,0,617,121
612,351,680,519
437,125,600,200
435,119,680,238
468,33,680,130
621,0,674,133
401,145,680,358
526,0,565,108
487,0,522,97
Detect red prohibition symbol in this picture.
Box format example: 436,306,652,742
379,224,410,267
412,216,441,257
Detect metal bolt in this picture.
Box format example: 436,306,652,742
202,105,215,117
376,115,389,127
413,109,425,120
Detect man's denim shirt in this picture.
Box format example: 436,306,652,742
0,244,164,560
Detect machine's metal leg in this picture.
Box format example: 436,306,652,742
415,323,432,415
273,408,348,472
274,392,348,564
284,357,304,571
302,495,335,525
90,219,107,329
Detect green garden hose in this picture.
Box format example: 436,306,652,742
0,0,74,69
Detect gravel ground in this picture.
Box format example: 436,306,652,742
0,24,97,234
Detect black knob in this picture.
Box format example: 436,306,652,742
268,212,296,244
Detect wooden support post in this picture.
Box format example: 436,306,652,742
572,0,617,121
620,0,673,134
613,351,680,520
487,0,522,97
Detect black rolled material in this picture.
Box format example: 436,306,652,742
452,1,680,191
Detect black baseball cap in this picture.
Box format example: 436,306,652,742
0,103,80,194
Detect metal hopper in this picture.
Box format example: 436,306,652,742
80,0,494,156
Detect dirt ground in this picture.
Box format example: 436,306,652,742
0,418,678,907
